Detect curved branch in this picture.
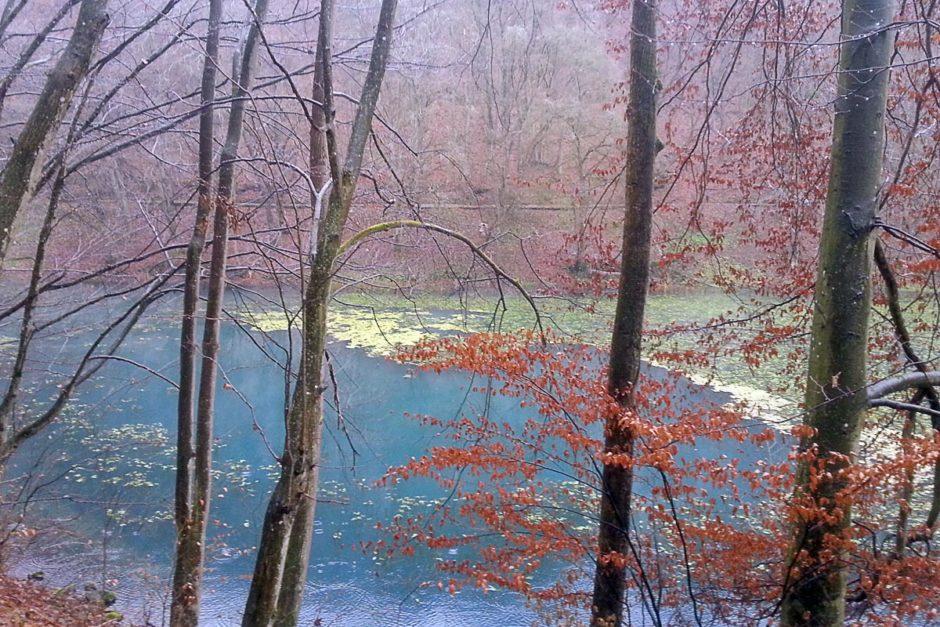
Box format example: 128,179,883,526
875,240,938,394
867,372,940,402
336,220,544,338
870,398,940,419
88,356,179,390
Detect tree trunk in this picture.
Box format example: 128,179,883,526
240,2,336,615
268,17,333,623
780,2,895,625
0,0,109,268
590,2,657,625
242,2,398,625
0,0,82,123
170,1,222,625
175,0,271,620
0,0,27,43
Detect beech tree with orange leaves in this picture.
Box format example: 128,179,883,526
780,0,940,624
379,0,940,625
589,0,657,624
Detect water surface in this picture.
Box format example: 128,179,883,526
7,313,765,625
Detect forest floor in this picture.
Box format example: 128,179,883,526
0,576,123,626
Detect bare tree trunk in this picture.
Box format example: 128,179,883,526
170,1,222,624
242,2,398,625
170,1,271,624
268,14,333,623
780,2,896,625
590,2,657,625
0,0,82,123
0,0,109,268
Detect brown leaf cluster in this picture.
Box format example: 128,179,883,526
0,577,120,627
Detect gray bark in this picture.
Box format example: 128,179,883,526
781,2,896,624
170,1,222,624
171,1,271,624
242,2,398,625
0,0,27,45
866,371,940,402
0,0,82,123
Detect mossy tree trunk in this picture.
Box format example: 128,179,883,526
780,2,896,625
590,1,657,625
241,2,398,625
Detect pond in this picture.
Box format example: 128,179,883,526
5,308,780,626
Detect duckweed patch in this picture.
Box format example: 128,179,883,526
0,335,15,353
228,289,936,443
234,291,799,416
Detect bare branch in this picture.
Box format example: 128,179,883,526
336,219,543,337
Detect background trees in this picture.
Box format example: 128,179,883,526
0,0,939,625
0,0,191,465
380,1,940,625
0,0,108,268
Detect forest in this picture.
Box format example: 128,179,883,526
0,0,938,625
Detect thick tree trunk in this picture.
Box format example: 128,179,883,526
0,0,109,268
241,255,332,627
590,2,657,625
242,2,398,625
170,1,222,625
780,2,895,625
0,0,81,123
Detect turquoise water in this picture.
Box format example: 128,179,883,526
6,315,764,625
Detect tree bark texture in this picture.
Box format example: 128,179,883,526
172,0,271,622
590,2,657,625
242,1,398,625
780,2,895,625
0,0,109,268
170,1,222,625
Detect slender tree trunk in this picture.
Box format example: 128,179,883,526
171,1,271,623
0,0,27,42
873,241,940,551
240,3,336,613
590,2,657,625
268,18,333,624
242,2,398,624
0,160,68,451
780,2,895,625
170,1,222,624
0,0,109,268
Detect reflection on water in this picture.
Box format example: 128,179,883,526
5,317,770,625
